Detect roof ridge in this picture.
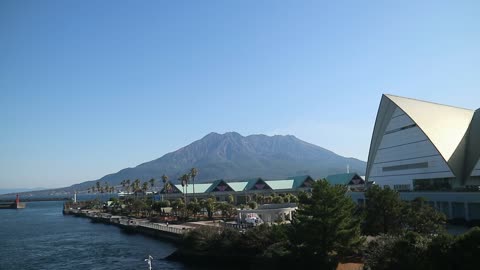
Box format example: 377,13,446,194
385,94,474,112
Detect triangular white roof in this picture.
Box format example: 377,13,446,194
385,94,474,162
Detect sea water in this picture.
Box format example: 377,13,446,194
0,201,187,270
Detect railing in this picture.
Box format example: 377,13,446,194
138,221,188,234
224,222,253,229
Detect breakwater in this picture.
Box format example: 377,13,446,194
62,206,189,244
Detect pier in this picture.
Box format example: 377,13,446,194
63,206,192,243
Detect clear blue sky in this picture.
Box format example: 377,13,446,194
1,0,479,189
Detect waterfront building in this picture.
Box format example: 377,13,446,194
325,173,366,191
359,94,480,221
366,94,480,191
159,175,315,203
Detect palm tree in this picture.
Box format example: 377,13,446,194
161,174,169,201
190,168,198,200
104,182,110,194
125,179,131,196
96,181,101,193
179,174,190,206
148,178,155,192
142,182,149,194
133,179,141,197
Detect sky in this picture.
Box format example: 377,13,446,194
1,0,479,189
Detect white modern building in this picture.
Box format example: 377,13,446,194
366,94,480,191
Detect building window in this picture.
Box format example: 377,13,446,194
383,162,428,172
393,184,411,191
413,178,452,191
384,123,417,135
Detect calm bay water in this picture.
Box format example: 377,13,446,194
0,201,189,270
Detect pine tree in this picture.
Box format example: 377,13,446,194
364,185,404,235
290,179,364,268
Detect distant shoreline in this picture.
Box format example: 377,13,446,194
0,197,70,203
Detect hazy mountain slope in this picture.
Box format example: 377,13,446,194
64,132,365,192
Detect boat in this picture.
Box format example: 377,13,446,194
0,194,26,209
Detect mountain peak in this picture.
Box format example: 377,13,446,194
203,131,243,139
64,132,366,191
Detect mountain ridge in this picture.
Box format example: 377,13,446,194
67,132,365,190
9,132,366,195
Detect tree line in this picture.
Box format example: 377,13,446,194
176,180,480,270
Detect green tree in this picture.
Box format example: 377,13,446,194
264,195,273,204
253,193,265,204
364,185,404,235
172,198,185,217
403,197,446,235
364,232,430,270
187,199,202,219
131,179,140,197
200,198,216,219
96,181,101,193
180,173,190,206
450,227,480,270
121,179,126,191
190,168,198,200
153,200,171,214
142,181,149,194
131,199,147,217
424,233,455,270
238,223,290,257
125,179,131,196
290,179,364,268
149,178,155,193
227,194,235,205
248,200,258,209
161,174,169,200
216,202,237,219
272,196,284,204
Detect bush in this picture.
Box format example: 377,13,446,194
272,196,284,204
365,228,480,270
450,227,480,270
364,232,430,270
183,226,222,252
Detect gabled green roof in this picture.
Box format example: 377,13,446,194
244,178,272,191
228,181,248,192
159,183,182,194
264,179,294,190
325,173,364,185
174,183,212,194
290,175,315,189
205,179,234,193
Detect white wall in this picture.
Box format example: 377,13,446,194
369,108,454,189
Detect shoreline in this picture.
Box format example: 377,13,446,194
62,207,188,244
0,197,69,203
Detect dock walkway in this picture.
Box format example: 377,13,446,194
63,207,192,241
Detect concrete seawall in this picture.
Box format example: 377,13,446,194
63,207,187,243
